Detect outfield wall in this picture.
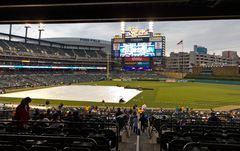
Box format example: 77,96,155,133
213,66,240,76
190,79,240,85
158,72,187,79
191,66,240,76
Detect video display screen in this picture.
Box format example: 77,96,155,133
123,66,151,71
119,42,155,57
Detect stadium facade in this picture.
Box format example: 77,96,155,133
44,37,111,55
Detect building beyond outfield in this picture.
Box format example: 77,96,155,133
166,51,239,72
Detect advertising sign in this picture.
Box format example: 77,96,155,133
150,37,162,42
124,57,150,62
125,27,149,37
113,38,125,43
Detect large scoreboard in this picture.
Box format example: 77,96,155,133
112,37,164,57
120,42,155,57
111,31,165,71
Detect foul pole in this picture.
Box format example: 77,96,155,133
107,53,110,80
182,41,184,79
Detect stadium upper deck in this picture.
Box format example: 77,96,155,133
44,37,111,55
0,32,109,69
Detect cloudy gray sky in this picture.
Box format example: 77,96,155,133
0,20,240,56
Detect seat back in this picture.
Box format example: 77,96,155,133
30,145,59,151
63,147,91,151
183,142,240,151
160,131,179,151
98,129,116,148
0,144,27,151
168,138,191,151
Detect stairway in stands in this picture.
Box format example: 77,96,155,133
139,131,160,151
119,130,136,151
119,127,160,151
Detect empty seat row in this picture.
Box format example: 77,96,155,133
0,39,106,60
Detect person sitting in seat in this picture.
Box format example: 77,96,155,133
207,112,221,125
115,108,123,117
50,113,63,128
38,113,50,127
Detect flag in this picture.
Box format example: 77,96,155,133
177,40,183,45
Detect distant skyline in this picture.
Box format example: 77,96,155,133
0,20,240,56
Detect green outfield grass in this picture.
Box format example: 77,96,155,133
1,81,240,109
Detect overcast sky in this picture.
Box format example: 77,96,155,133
0,20,240,56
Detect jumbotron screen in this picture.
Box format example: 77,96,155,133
119,42,155,57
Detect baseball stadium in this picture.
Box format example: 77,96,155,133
0,25,239,110
0,1,240,151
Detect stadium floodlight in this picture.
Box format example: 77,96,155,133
149,21,154,33
24,23,31,43
25,23,32,28
38,23,45,45
38,23,45,31
121,21,125,34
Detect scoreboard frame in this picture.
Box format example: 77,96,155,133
111,34,166,71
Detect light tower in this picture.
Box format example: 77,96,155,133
24,24,31,43
38,23,45,45
149,21,154,37
121,21,126,38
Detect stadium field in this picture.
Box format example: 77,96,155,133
1,81,240,110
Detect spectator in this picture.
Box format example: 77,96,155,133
139,113,147,133
13,97,32,127
207,112,221,125
133,104,137,110
133,115,138,134
58,103,64,110
85,106,90,113
46,109,52,120
115,107,123,117
142,104,147,110
45,100,50,106
176,106,180,113
138,107,144,114
32,108,40,120
72,110,81,122
227,116,236,124
37,113,50,127
50,113,63,128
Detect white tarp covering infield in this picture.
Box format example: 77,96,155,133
0,85,142,103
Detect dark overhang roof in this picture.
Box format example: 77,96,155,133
0,0,240,23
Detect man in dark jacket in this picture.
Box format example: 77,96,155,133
139,113,147,133
115,108,123,117
207,112,221,125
